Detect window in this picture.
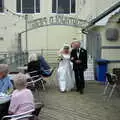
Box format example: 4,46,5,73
52,0,75,14
17,0,40,13
0,0,3,12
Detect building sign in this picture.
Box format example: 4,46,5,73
27,15,88,30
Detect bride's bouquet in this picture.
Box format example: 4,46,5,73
57,54,64,61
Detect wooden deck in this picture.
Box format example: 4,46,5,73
35,80,120,120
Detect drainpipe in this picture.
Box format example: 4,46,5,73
82,1,120,34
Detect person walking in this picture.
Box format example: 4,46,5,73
70,41,87,94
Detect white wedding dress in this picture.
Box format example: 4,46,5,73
57,54,75,92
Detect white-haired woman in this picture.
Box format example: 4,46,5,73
8,73,35,119
57,44,75,92
27,54,40,79
28,54,37,62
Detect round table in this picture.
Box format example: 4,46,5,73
0,93,11,104
17,66,28,73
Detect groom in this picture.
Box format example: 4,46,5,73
71,41,87,94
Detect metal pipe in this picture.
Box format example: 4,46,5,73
25,14,28,52
82,1,120,33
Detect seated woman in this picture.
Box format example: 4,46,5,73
27,54,53,78
0,64,13,94
27,54,41,79
8,73,35,119
27,54,43,90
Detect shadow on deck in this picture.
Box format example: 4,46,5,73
35,80,120,120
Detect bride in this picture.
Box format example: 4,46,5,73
57,44,75,92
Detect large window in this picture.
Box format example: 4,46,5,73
52,0,75,14
17,0,40,13
0,0,3,12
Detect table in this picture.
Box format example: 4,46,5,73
17,66,28,73
8,74,17,80
0,93,11,104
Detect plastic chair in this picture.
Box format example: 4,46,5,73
104,72,119,99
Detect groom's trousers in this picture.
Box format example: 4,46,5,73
74,69,85,91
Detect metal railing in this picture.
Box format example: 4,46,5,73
0,49,59,72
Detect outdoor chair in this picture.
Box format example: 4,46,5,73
2,109,34,120
27,71,46,91
27,66,56,90
104,72,120,99
2,103,44,120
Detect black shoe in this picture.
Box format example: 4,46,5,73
43,80,46,84
80,89,84,94
76,89,79,92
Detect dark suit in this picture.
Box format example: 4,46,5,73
71,48,87,92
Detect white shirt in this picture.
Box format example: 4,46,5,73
77,48,81,58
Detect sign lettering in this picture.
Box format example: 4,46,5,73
28,15,88,30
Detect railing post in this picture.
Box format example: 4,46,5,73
25,51,29,64
41,49,43,56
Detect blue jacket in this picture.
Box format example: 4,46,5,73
0,76,13,93
39,56,50,70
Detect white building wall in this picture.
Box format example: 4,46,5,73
101,14,120,71
0,0,83,52
79,0,120,72
0,0,119,53
79,0,119,21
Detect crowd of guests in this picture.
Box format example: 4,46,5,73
0,64,35,120
0,54,50,119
